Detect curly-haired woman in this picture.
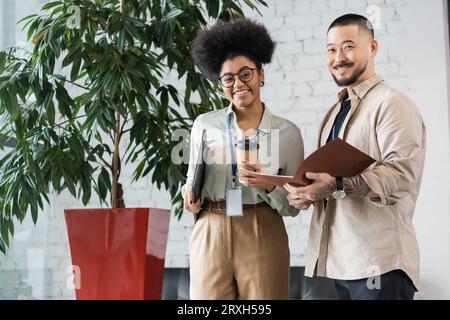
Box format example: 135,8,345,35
182,19,304,300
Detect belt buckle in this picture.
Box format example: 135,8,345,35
217,201,226,214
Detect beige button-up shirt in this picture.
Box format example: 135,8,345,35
182,103,304,217
304,75,426,289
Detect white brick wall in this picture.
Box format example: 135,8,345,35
1,0,449,299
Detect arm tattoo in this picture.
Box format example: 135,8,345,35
343,175,370,198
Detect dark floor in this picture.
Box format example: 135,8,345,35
162,267,337,300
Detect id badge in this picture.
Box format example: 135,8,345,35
226,187,243,217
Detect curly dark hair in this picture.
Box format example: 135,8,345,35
191,19,276,79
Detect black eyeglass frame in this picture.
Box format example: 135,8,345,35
218,67,258,88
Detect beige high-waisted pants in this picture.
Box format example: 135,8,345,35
189,203,290,300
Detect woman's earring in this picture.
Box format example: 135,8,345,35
260,80,265,87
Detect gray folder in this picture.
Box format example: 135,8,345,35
192,130,206,203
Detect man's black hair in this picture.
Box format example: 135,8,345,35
328,14,375,38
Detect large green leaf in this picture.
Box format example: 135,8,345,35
41,1,62,11
163,8,183,21
206,0,220,18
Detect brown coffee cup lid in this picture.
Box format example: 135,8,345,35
236,138,259,150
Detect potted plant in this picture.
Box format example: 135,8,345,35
0,0,267,299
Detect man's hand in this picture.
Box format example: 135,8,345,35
183,184,201,214
238,163,275,193
284,172,336,202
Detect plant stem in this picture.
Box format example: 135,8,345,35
110,0,125,209
119,112,128,139
54,114,87,128
111,110,120,208
51,76,90,91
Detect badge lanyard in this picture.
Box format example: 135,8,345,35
226,115,244,216
227,115,238,189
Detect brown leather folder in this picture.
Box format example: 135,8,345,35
243,138,376,188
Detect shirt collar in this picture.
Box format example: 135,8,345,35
226,103,272,134
258,103,272,134
226,103,234,117
337,74,384,102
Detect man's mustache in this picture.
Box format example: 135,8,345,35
333,63,354,69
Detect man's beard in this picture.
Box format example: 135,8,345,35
331,60,368,87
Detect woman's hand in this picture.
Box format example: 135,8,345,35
285,190,314,210
183,184,201,214
238,163,275,193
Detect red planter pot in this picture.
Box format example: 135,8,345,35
64,208,170,300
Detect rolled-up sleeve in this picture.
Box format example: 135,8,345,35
181,116,203,199
360,94,426,207
267,126,304,216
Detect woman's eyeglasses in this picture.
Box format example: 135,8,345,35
218,67,257,88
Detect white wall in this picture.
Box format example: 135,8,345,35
447,0,450,146
400,0,450,300
1,0,449,299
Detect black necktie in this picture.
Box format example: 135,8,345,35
327,99,352,143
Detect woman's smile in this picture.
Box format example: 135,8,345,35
233,88,252,98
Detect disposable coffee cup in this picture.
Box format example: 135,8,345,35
235,138,259,173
